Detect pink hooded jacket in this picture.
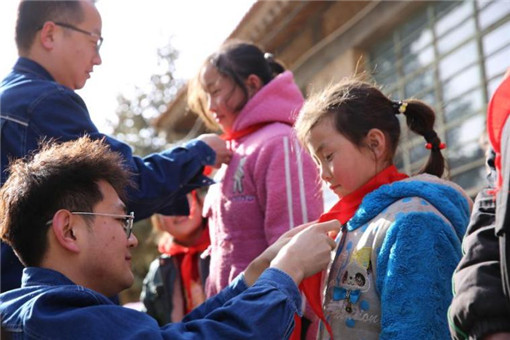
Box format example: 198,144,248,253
203,71,323,297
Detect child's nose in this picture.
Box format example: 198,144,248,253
208,98,217,113
320,165,332,182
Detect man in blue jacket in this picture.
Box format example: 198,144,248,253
0,136,339,339
0,0,231,292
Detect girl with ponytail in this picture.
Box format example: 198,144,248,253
187,40,323,338
294,78,472,339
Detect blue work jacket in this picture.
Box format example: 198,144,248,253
0,267,301,339
0,58,215,292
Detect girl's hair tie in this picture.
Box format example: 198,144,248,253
392,101,408,115
423,130,446,150
264,52,274,62
425,142,446,150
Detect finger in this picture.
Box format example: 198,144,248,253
326,237,336,249
301,219,318,228
277,226,306,241
289,220,317,235
327,230,339,239
313,220,341,234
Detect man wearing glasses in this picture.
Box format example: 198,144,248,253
0,0,231,292
0,136,339,339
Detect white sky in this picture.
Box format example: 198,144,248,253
0,0,255,133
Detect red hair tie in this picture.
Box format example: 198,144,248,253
425,142,446,150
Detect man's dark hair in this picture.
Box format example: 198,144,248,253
0,136,133,267
15,0,90,53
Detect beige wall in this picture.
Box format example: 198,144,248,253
158,1,425,139
304,48,364,95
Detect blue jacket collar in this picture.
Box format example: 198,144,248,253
348,176,470,238
14,57,55,82
21,267,76,288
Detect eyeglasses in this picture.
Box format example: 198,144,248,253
54,22,103,52
46,211,135,239
71,212,135,238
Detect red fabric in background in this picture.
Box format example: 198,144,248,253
487,69,510,190
161,228,210,314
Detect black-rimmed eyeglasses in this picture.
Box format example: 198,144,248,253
54,22,103,52
46,211,135,239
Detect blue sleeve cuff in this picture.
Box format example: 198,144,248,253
255,268,303,316
229,272,249,295
185,139,216,166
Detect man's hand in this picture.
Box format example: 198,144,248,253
244,221,316,286
197,133,231,168
271,220,340,285
260,221,317,265
244,220,340,286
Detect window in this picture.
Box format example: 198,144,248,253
368,1,510,195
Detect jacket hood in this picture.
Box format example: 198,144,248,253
232,71,304,131
348,174,472,240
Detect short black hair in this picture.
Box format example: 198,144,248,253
0,136,133,266
15,0,90,53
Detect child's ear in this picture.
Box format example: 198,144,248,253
366,128,386,160
245,74,263,98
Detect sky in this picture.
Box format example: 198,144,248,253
0,0,256,133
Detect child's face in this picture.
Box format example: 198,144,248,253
200,63,245,133
158,193,203,242
307,118,377,198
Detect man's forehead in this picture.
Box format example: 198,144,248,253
96,180,126,212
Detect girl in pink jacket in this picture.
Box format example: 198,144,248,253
188,41,323,300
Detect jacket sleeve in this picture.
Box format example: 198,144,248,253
31,90,215,220
19,269,301,340
162,268,301,339
376,212,463,340
253,134,323,245
449,188,510,339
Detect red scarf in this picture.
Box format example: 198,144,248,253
203,123,270,176
300,165,407,338
221,122,269,142
159,227,210,314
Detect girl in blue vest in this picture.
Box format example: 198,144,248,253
295,78,472,339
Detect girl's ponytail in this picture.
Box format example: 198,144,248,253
395,100,446,177
264,52,285,77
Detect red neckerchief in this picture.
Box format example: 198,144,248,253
159,226,210,314
221,122,269,142
300,165,408,338
202,123,271,176
487,68,510,192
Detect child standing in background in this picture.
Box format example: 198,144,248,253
187,40,323,338
141,191,209,325
449,70,510,339
295,79,472,339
